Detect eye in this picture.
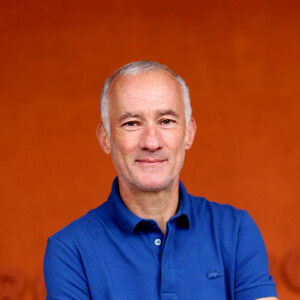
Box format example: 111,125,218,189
161,119,174,125
123,121,139,127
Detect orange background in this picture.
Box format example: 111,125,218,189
1,0,300,299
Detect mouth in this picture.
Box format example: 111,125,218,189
136,158,166,166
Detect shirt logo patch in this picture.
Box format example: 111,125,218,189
207,270,224,279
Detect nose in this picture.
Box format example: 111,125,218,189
139,124,163,152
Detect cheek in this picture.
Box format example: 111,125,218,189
164,132,186,151
114,135,139,155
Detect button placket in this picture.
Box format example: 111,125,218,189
160,221,176,295
145,222,163,265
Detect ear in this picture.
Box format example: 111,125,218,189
185,117,196,150
96,123,112,154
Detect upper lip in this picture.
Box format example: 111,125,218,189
136,158,165,163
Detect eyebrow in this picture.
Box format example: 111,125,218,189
156,109,179,118
118,110,179,123
118,112,143,123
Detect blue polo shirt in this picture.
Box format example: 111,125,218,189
44,178,277,299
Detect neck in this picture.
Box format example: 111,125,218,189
118,179,180,234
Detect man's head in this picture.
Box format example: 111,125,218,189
97,61,196,192
100,61,192,136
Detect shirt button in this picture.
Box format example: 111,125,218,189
154,239,162,246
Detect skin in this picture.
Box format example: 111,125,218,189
96,69,278,300
97,70,196,234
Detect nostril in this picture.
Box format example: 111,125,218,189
140,132,163,151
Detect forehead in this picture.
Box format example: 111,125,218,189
108,70,184,114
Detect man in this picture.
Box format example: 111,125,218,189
44,61,278,299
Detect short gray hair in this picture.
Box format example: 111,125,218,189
100,61,191,135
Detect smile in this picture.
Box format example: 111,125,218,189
136,158,166,166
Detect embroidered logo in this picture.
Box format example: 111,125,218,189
207,270,224,279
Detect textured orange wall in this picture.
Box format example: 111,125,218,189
1,0,300,299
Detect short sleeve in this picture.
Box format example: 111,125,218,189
234,211,277,300
43,237,91,300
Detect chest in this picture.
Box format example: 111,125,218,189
81,225,234,300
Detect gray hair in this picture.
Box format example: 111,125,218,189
100,60,191,135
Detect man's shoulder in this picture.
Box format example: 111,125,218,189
48,201,110,246
188,193,263,255
188,193,251,229
189,193,247,216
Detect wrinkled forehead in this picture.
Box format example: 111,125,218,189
107,70,184,111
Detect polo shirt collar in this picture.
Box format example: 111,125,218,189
107,177,191,233
175,180,191,228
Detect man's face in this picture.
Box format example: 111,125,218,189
102,70,195,192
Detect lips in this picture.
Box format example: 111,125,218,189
137,158,165,163
136,158,166,166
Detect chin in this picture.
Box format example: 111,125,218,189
133,175,173,192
